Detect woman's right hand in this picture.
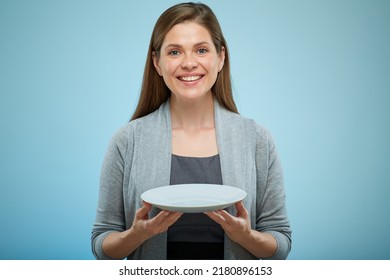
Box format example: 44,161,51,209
131,201,183,242
102,201,182,259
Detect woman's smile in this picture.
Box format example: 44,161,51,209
177,74,204,82
176,73,206,87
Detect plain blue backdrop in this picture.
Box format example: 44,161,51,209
0,0,389,259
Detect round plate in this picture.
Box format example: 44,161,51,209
141,184,247,213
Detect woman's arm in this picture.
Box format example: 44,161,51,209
92,126,182,259
254,127,291,259
206,123,291,260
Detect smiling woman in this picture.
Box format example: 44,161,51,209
91,2,291,260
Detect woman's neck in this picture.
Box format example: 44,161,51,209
170,93,215,130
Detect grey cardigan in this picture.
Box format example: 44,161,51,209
91,100,291,260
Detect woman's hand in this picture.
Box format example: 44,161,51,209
205,201,251,244
102,201,182,259
205,201,277,258
132,201,183,243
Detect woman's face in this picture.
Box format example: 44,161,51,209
153,21,225,102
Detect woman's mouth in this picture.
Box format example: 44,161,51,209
177,75,204,82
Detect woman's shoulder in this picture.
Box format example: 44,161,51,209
240,114,267,132
216,101,269,135
110,103,168,143
227,111,272,140
232,114,277,156
105,123,134,155
216,102,273,143
129,101,169,128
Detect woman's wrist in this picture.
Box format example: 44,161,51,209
121,226,148,245
103,227,147,259
236,230,277,259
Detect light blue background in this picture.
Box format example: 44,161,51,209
0,0,389,260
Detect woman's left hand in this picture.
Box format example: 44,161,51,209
205,201,251,244
206,201,278,258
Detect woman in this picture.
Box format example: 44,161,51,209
92,2,291,260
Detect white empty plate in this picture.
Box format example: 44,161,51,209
141,184,247,213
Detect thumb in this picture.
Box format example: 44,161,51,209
235,201,248,218
136,201,152,219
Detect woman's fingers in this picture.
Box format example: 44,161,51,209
206,208,239,225
135,201,152,220
146,210,182,234
235,201,248,219
153,210,181,225
217,210,236,224
165,212,183,226
205,203,251,243
205,211,225,224
154,211,182,226
132,204,182,241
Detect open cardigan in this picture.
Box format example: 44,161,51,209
91,100,291,259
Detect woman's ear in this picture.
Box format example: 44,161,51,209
218,46,226,72
152,51,163,76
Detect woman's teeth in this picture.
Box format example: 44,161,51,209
178,75,202,82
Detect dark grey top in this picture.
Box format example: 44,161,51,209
168,154,224,243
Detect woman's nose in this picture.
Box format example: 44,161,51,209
181,53,198,70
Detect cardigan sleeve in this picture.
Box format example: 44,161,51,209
91,125,132,260
254,125,292,260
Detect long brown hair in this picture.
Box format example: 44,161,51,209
131,2,238,121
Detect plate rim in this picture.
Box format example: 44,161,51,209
140,183,247,213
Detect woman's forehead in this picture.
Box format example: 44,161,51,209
162,22,213,48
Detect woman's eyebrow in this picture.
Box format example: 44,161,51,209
164,41,211,50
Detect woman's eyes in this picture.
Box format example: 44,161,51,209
196,48,208,54
168,49,181,56
167,48,208,56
